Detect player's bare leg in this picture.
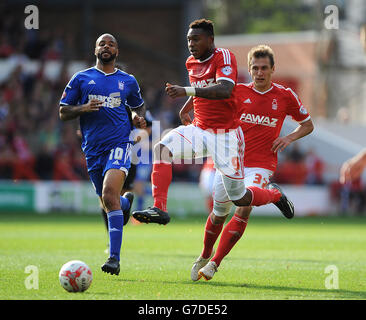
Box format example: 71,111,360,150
99,198,110,254
102,169,126,211
101,170,134,226
132,143,171,225
234,206,252,219
100,198,109,233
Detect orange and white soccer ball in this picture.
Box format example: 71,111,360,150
59,260,92,292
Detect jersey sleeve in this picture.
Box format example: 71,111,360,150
60,73,81,106
125,76,144,109
285,88,311,123
215,49,238,85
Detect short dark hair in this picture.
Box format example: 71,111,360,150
189,19,214,36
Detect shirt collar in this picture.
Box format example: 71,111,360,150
93,66,118,76
249,82,274,94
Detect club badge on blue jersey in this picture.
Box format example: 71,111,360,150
118,81,124,90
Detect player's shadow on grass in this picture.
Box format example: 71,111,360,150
156,253,338,265
114,276,366,300
193,281,366,299
221,256,338,264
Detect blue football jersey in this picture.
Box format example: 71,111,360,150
60,67,144,157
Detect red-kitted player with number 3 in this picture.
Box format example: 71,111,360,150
194,45,314,281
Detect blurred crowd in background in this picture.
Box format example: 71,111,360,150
0,9,365,215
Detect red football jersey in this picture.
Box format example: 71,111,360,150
186,48,239,131
237,82,311,171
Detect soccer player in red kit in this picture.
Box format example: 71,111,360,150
133,21,293,229
194,45,314,281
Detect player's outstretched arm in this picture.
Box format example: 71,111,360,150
271,119,314,153
59,99,103,121
340,148,366,183
165,80,234,100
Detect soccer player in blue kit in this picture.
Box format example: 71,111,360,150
59,34,146,275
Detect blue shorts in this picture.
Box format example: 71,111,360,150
87,143,132,196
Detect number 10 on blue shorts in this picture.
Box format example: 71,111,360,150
106,143,132,174
87,143,132,196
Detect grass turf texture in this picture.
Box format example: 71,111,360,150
0,213,365,300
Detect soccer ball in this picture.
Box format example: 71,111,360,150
59,260,93,292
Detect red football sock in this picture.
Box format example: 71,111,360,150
212,214,248,267
247,186,281,206
201,215,224,259
151,162,172,212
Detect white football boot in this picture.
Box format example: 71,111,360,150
191,249,215,281
198,261,218,281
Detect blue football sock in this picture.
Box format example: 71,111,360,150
137,196,144,211
120,196,130,212
145,185,152,196
107,210,124,261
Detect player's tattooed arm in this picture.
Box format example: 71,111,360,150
165,80,234,100
131,104,146,118
194,80,234,100
131,104,147,129
59,99,103,121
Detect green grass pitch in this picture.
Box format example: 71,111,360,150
0,213,365,300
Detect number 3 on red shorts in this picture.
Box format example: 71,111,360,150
253,173,269,188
